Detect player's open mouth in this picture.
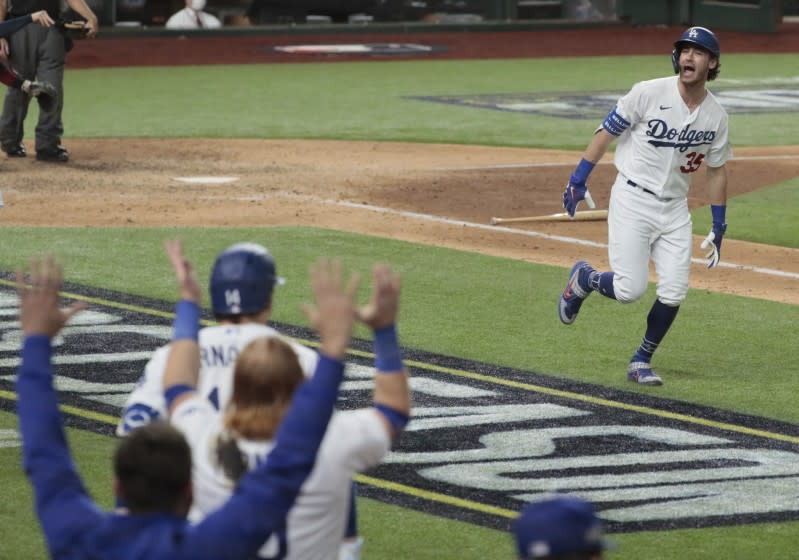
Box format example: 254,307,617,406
682,64,696,76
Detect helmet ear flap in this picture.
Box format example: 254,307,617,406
671,49,680,73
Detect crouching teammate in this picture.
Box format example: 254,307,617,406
161,240,411,559
15,253,355,559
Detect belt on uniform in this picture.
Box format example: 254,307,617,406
626,180,675,201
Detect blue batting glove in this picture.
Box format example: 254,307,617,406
563,183,587,218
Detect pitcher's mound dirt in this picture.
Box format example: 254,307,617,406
1,139,797,304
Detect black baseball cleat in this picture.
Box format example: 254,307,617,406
36,145,69,163
2,143,26,157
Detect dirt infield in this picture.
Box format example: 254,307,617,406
2,139,798,304
2,26,797,304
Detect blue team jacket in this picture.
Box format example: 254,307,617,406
0,14,36,38
17,336,344,560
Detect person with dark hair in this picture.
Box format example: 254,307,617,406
558,26,731,386
15,251,356,559
514,496,614,560
160,239,410,560
113,421,193,515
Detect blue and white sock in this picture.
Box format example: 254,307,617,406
588,271,616,299
632,299,679,363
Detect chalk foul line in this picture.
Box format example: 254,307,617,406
199,193,799,281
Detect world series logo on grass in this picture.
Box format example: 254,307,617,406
0,285,797,533
408,88,799,119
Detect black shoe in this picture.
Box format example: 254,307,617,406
2,143,26,157
36,145,69,163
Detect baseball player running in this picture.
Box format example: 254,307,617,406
558,26,732,386
160,240,410,560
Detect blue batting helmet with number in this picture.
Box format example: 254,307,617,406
209,243,284,315
671,26,720,74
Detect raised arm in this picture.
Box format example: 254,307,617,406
356,264,410,438
161,239,203,415
183,258,359,558
15,257,99,555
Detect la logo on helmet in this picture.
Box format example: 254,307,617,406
689,28,699,38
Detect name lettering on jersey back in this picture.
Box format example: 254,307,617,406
646,119,716,152
200,344,240,368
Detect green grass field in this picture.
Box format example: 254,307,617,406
1,47,797,559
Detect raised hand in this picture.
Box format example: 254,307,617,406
164,239,202,302
356,264,401,330
16,256,85,338
303,258,359,360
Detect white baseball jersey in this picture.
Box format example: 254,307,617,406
172,394,391,560
601,75,733,305
611,75,732,199
117,323,319,436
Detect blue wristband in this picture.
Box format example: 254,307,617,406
569,158,595,188
164,384,195,409
172,300,200,341
374,324,403,373
711,204,726,226
374,403,409,432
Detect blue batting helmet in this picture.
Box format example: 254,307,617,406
671,26,720,74
514,496,614,559
209,243,284,315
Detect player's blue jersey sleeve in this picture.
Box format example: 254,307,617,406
18,334,345,559
0,14,34,38
17,336,105,557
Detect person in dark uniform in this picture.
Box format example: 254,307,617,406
0,0,97,162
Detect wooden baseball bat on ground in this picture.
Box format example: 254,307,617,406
489,209,608,225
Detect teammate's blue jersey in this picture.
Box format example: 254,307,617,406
17,335,344,560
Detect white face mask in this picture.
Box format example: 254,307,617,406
190,0,205,11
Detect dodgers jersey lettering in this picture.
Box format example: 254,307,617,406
609,76,732,199
117,323,319,436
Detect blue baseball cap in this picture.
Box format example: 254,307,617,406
514,496,613,559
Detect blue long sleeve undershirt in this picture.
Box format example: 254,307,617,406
17,335,345,560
